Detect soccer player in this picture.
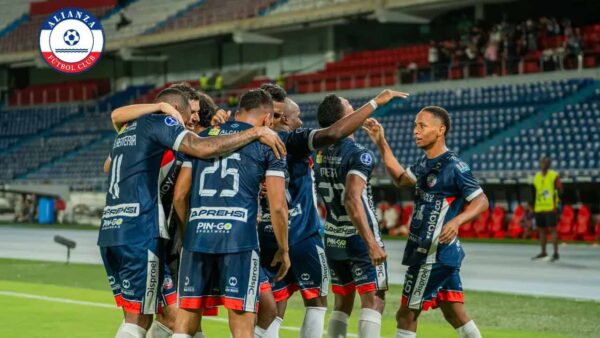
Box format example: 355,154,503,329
362,107,488,338
256,84,408,338
98,87,285,338
108,84,229,338
531,155,562,262
314,95,388,338
171,89,291,338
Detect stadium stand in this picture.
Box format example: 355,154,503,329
0,0,37,34
9,79,111,106
267,0,354,14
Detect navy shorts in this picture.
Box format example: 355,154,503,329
178,248,266,313
100,237,165,314
261,233,329,302
327,247,388,296
402,263,464,311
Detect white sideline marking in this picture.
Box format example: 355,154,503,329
0,291,376,337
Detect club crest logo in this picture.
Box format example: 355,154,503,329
39,8,104,74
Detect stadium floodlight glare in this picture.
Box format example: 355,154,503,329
54,235,76,264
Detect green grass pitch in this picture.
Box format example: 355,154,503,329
0,258,598,337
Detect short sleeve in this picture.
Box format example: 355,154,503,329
263,145,287,178
284,128,317,156
347,149,374,183
406,163,418,182
146,115,190,151
454,161,483,201
180,153,193,168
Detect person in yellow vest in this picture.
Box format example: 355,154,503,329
532,156,563,262
214,72,223,96
199,73,209,91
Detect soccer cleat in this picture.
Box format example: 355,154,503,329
550,253,560,262
531,253,548,260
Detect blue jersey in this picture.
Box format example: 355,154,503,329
314,138,383,260
403,151,483,267
258,128,321,248
183,121,287,254
98,114,190,247
159,150,186,238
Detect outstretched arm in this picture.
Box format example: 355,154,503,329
344,174,387,266
363,118,415,187
312,90,409,149
177,126,286,159
265,175,291,281
111,102,185,131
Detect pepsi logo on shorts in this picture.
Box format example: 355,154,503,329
39,8,104,74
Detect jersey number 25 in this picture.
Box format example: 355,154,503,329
199,153,240,198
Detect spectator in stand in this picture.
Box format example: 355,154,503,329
199,73,210,91
484,41,499,76
214,72,224,96
428,41,440,80
564,26,583,69
532,156,562,262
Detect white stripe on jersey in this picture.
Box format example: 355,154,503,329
244,250,260,312
316,244,329,297
348,169,368,183
426,198,451,264
362,187,383,247
408,264,432,310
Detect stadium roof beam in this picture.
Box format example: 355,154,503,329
117,48,168,62
370,8,429,24
232,30,283,45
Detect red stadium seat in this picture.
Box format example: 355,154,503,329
508,205,525,238
400,205,413,226
557,205,575,240
459,221,475,238
573,205,592,240
473,208,490,238
584,221,600,242
489,206,506,238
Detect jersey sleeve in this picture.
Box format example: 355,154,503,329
406,162,419,182
347,149,375,183
284,128,318,155
454,161,483,201
145,115,190,151
263,145,287,178
181,153,193,168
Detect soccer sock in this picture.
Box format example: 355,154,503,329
395,328,417,338
264,316,283,338
358,308,382,338
300,307,326,338
456,320,482,338
194,331,206,338
172,335,193,338
327,311,349,338
254,326,267,338
146,321,172,338
115,323,147,338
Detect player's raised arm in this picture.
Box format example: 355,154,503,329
177,126,286,159
111,102,185,132
311,90,409,149
344,174,387,266
173,164,193,237
265,174,291,282
363,118,415,187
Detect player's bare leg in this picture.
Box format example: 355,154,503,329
395,304,420,337
357,290,385,338
172,308,202,337
116,311,153,338
255,290,280,338
299,296,327,338
228,309,256,338
276,299,288,318
439,301,481,338
550,227,559,261
328,292,355,338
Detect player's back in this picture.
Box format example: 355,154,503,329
99,114,188,247
184,121,286,254
314,138,381,259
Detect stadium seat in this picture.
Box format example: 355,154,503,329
584,220,600,242
473,208,491,238
557,205,575,240
507,205,526,238
459,221,475,238
573,205,592,241
489,206,506,238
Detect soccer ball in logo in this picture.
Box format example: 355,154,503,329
63,29,80,46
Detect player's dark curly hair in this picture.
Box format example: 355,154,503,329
197,91,219,128
421,106,451,136
239,89,273,112
169,82,200,101
260,83,287,102
317,94,344,128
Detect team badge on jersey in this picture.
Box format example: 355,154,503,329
426,173,437,187
360,152,373,165
39,8,104,74
164,116,178,126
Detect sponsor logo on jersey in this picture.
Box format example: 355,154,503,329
194,222,233,233
113,135,137,149
101,218,123,230
316,152,323,164
208,127,221,136
228,277,238,286
326,237,347,248
163,276,174,290
189,207,248,222
301,273,311,281
360,152,373,166
102,203,140,218
164,116,178,126
456,161,470,173
324,223,358,238
144,251,160,313
39,8,104,73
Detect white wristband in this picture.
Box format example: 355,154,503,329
369,99,378,110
